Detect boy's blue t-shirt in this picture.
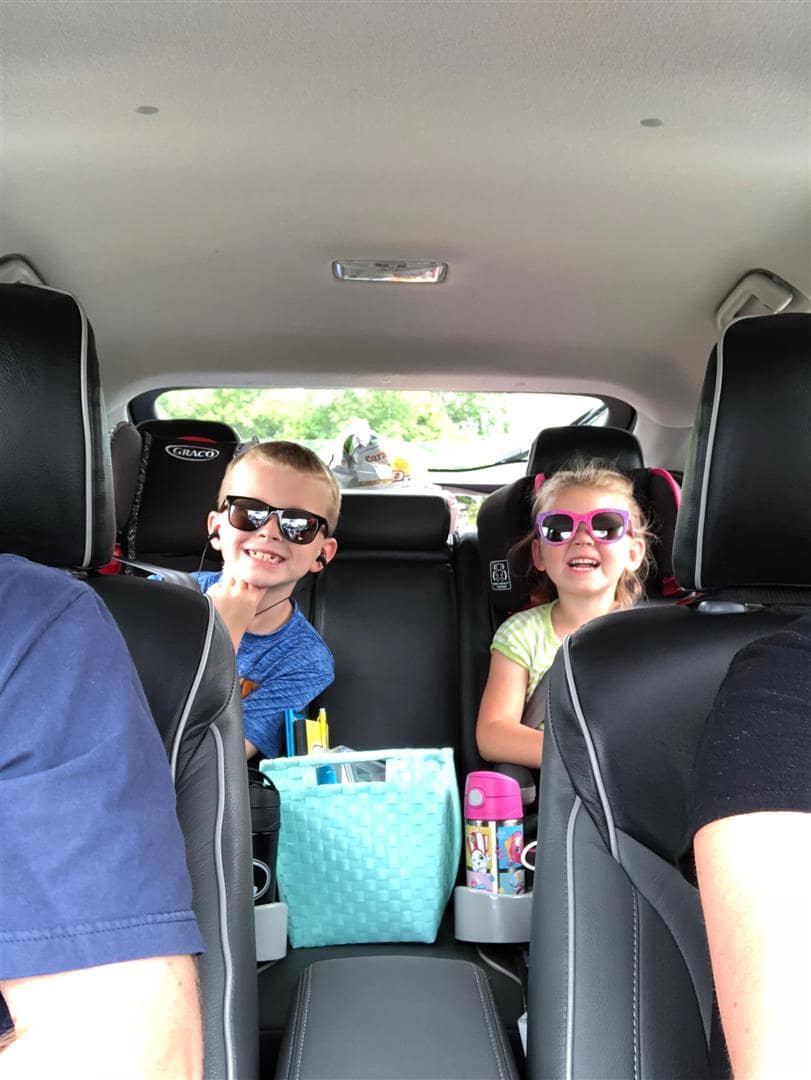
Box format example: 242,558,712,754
192,571,334,758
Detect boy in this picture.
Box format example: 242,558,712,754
196,441,340,760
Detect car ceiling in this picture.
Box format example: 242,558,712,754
2,0,809,437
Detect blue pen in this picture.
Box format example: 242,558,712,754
284,708,297,757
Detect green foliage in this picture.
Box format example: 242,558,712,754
438,392,510,437
157,388,510,446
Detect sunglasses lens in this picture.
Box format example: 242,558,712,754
279,511,320,544
225,498,324,543
590,511,627,541
540,513,575,543
228,498,270,531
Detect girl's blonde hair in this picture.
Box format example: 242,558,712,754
218,441,342,533
511,458,651,608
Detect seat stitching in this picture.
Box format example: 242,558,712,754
170,596,216,781
209,725,235,1080
695,329,726,589
620,848,713,1045
73,292,93,568
277,970,304,1078
36,287,94,568
294,967,312,1080
565,797,581,1080
632,889,640,1080
470,963,507,1080
563,641,618,859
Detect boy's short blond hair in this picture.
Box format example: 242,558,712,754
218,441,342,533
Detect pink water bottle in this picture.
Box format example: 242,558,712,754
464,771,525,896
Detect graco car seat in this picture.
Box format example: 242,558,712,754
477,425,683,626
474,425,683,812
527,312,810,1079
110,417,241,573
0,283,258,1080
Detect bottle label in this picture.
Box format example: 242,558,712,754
465,821,497,892
496,821,525,896
465,819,525,895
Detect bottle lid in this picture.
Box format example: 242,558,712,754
464,770,523,820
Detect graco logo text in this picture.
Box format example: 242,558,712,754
165,444,220,462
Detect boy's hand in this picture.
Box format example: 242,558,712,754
208,574,265,650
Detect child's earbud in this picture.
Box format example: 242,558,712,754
317,553,328,568
198,527,222,573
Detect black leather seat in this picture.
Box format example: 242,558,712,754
528,313,810,1078
0,283,258,1080
312,490,463,764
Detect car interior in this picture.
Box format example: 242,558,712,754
1,2,809,1078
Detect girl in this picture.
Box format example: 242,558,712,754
476,461,650,769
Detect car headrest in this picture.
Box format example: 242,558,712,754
527,425,643,476
334,491,451,551
673,312,811,593
0,284,115,569
478,425,679,616
113,419,241,559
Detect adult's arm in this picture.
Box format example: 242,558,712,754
1,955,202,1078
690,617,811,1079
695,812,811,1080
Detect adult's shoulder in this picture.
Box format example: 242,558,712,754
717,614,811,701
0,554,158,780
0,555,103,656
0,553,89,609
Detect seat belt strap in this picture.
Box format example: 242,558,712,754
115,558,200,591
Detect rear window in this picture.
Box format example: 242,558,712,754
153,388,622,528
155,388,611,479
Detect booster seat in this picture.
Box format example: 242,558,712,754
477,425,682,625
471,425,684,892
110,417,241,573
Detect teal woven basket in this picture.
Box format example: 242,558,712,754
261,748,461,948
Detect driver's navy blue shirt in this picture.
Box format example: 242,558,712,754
0,556,204,1000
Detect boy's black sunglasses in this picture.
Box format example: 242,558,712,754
220,495,329,544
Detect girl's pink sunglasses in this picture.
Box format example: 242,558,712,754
536,508,632,545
